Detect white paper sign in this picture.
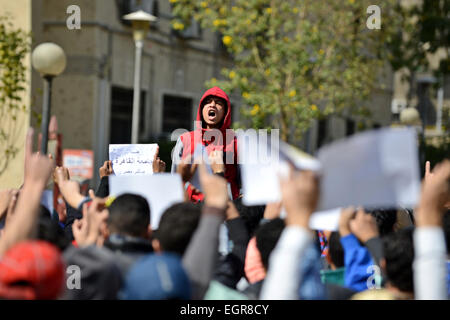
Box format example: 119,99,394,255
308,208,342,231
317,127,421,211
109,144,158,175
109,173,184,230
238,132,320,206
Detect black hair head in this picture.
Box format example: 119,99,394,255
154,202,201,256
37,205,70,251
366,208,397,236
108,193,150,238
383,227,414,293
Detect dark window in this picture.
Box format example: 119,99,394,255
317,118,327,148
162,95,193,133
172,17,202,40
110,86,146,144
346,119,355,136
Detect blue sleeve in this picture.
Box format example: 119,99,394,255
340,234,374,292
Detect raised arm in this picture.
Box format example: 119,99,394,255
182,161,228,299
260,169,318,300
0,129,54,257
413,160,450,300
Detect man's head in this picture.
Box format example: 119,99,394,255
255,218,285,271
153,202,201,255
0,240,65,300
107,194,151,239
201,95,227,129
366,208,397,236
382,227,414,294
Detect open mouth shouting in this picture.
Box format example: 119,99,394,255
207,109,217,121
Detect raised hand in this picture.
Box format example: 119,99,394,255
152,147,166,173
279,167,319,228
208,150,225,174
199,161,228,209
23,130,55,188
54,166,85,209
0,128,54,257
99,160,114,178
349,208,379,242
416,159,450,227
177,155,197,183
72,197,108,247
264,202,282,220
338,207,356,237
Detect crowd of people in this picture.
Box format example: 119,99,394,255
0,87,448,301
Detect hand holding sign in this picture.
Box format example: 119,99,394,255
152,147,166,173
99,160,114,178
109,144,158,175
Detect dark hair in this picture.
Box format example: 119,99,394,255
233,198,265,236
37,205,70,251
366,208,397,236
328,232,344,268
444,210,450,255
107,194,150,238
155,202,201,256
255,218,285,270
383,227,414,293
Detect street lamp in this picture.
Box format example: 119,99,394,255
400,106,425,166
123,10,157,144
31,43,66,154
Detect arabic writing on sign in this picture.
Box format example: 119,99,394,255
109,144,158,175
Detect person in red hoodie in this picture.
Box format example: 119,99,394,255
171,87,240,202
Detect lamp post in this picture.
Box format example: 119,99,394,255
400,107,425,167
31,43,66,154
123,10,157,144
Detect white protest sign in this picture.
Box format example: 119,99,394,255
279,205,341,231
317,127,421,211
238,132,320,206
308,208,342,231
109,173,184,230
109,144,158,175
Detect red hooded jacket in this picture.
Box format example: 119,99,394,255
178,87,240,201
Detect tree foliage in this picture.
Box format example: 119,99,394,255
171,0,400,142
0,16,29,175
389,0,449,78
